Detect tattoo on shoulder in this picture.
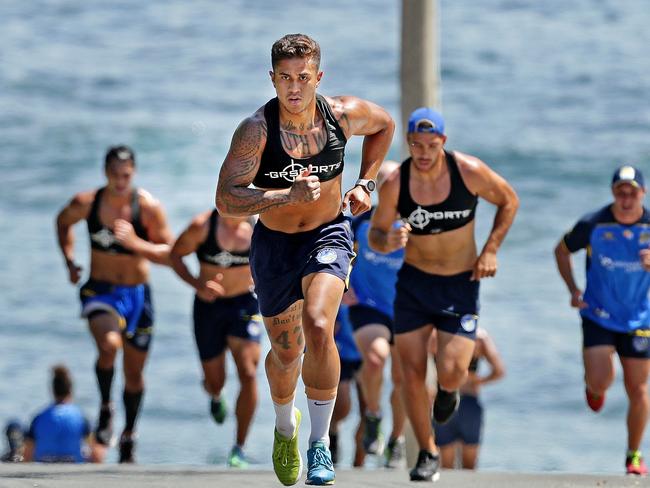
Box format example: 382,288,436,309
231,118,267,161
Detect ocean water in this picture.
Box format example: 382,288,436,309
1,0,649,473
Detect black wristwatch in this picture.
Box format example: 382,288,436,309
355,178,377,194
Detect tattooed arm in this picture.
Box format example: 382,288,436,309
216,110,320,216
330,96,395,215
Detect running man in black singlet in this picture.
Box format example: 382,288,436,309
369,108,518,482
170,210,261,468
55,146,173,463
216,34,394,486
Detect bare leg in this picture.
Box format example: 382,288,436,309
395,325,437,453
621,357,650,451
228,336,261,447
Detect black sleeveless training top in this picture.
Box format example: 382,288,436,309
397,151,478,235
196,210,250,268
86,187,148,255
253,94,347,189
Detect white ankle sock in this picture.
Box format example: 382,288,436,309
307,397,336,447
273,399,296,438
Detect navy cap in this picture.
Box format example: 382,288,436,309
407,107,445,135
612,165,645,189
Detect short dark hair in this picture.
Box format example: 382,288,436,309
52,364,72,398
105,145,135,168
271,34,321,70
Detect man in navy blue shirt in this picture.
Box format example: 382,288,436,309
23,365,104,463
555,166,650,476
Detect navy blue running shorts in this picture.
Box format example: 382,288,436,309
250,214,355,317
393,264,479,338
348,304,394,344
193,292,262,361
582,316,650,359
340,359,362,382
433,394,483,446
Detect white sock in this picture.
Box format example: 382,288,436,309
274,399,296,439
307,397,336,447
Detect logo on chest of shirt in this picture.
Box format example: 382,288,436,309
264,158,342,182
407,206,473,230
204,251,249,267
91,228,117,248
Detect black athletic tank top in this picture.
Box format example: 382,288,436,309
86,187,148,255
397,151,478,235
196,210,250,267
253,94,347,189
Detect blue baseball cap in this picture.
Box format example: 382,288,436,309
407,107,445,135
612,165,645,189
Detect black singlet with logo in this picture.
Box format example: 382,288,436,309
397,151,478,235
87,187,148,255
253,94,347,189
196,210,250,268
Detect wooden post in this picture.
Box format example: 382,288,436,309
400,0,441,466
400,0,440,156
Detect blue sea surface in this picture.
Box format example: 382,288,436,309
1,0,649,473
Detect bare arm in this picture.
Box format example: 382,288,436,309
334,96,395,216
368,170,409,252
216,114,314,217
459,153,519,280
115,194,173,265
554,239,587,308
55,193,92,284
476,331,505,386
170,214,209,291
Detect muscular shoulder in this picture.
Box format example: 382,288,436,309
323,95,362,133
183,210,212,241
70,190,97,209
136,188,163,212
454,151,487,181
230,107,268,154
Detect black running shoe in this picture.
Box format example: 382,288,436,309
94,404,114,446
329,432,339,465
119,434,136,464
409,449,440,482
432,387,459,425
363,414,384,455
210,397,227,425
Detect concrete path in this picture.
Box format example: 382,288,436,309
0,465,647,488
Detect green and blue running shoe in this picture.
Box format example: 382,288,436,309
227,445,249,468
210,397,227,425
272,408,302,486
306,441,335,485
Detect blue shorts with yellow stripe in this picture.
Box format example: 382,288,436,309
250,214,355,317
79,279,154,351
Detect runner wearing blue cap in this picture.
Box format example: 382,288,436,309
555,165,650,476
369,108,518,482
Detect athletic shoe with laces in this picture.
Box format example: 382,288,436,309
272,408,302,486
384,436,406,469
227,445,249,468
409,449,440,482
626,450,648,476
118,433,136,464
306,441,335,485
210,397,227,424
432,387,459,425
94,404,114,446
363,414,384,455
329,432,339,465
585,388,605,412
